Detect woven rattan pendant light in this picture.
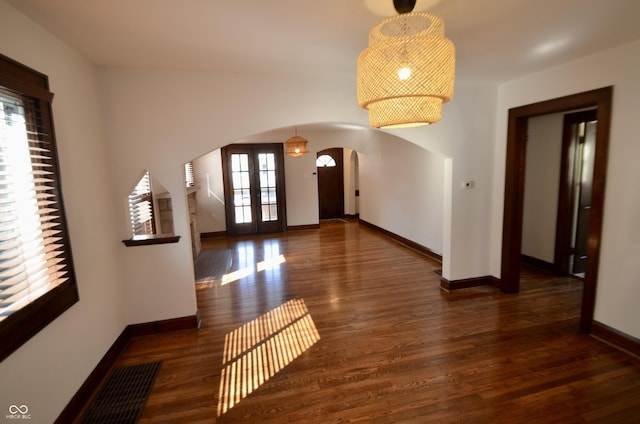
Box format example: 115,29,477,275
284,127,309,157
357,0,455,128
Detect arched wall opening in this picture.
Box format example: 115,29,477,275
184,121,448,280
99,65,496,326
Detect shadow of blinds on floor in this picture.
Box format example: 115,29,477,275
217,298,321,416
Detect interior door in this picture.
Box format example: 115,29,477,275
222,144,287,236
556,110,597,276
571,116,597,274
317,148,344,220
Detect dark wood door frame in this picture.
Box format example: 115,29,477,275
501,86,613,333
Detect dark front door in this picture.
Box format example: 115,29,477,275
317,148,344,220
222,144,287,236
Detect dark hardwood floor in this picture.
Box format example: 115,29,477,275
110,220,640,423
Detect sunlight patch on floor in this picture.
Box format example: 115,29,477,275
220,267,255,285
256,253,286,272
217,298,320,416
221,242,286,285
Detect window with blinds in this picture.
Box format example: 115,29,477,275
0,54,78,362
128,171,156,236
184,161,195,188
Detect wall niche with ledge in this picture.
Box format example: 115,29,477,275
123,170,180,246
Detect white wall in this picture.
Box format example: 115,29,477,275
0,2,126,422
358,132,445,253
344,148,358,216
492,40,640,338
193,149,226,233
522,113,563,262
412,83,498,280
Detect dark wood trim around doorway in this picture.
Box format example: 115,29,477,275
500,86,613,333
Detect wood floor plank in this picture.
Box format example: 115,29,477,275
93,220,640,423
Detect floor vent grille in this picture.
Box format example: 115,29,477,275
81,361,162,424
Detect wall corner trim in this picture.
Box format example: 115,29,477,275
358,219,442,262
287,223,321,231
439,275,500,291
54,311,200,423
591,321,640,358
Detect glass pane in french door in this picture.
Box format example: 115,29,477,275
258,153,278,222
230,153,252,224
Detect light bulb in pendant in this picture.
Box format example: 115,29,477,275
398,67,411,80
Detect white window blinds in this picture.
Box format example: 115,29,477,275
128,171,156,236
0,90,69,322
184,162,195,188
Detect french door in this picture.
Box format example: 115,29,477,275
221,144,287,236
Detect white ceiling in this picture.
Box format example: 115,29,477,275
7,0,640,84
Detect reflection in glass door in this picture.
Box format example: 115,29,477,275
259,153,278,222
231,153,252,224
222,144,287,236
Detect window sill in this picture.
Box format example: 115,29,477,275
122,234,181,247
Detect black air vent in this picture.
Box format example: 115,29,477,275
81,361,162,424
